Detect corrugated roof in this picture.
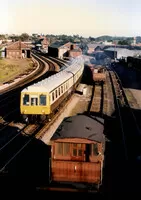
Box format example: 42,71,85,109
51,115,105,143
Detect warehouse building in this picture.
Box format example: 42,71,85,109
48,41,71,58
68,44,82,58
5,40,31,59
104,47,141,60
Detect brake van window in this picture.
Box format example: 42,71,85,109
91,143,99,156
23,94,29,105
39,95,46,105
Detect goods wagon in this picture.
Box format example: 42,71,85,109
89,65,106,83
93,66,106,83
49,114,105,190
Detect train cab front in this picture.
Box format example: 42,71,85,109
20,92,50,123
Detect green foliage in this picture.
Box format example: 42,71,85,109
8,35,20,42
0,34,5,40
118,40,131,45
20,33,29,41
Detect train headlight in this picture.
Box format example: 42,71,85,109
24,110,27,113
42,110,45,113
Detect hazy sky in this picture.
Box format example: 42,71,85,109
1,0,141,37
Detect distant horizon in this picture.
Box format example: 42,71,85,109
0,32,138,39
1,0,141,38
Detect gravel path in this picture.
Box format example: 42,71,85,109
129,89,141,108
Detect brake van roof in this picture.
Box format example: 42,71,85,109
51,115,105,143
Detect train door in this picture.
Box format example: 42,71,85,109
31,95,38,106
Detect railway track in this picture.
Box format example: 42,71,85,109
34,51,69,70
105,66,141,193
0,53,61,123
0,53,65,173
1,62,140,193
47,56,70,68
0,89,77,174
0,54,45,94
109,67,141,160
0,122,45,173
107,69,128,160
88,67,112,117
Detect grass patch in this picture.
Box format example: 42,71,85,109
0,58,34,84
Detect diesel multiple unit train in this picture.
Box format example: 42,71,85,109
20,57,84,123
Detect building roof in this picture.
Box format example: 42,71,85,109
49,41,71,49
87,43,105,49
104,47,128,52
6,41,29,50
51,115,105,143
69,48,82,52
104,47,141,57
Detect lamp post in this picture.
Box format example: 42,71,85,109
114,40,116,61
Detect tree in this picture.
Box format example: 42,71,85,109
20,33,29,41
89,36,95,42
0,34,5,40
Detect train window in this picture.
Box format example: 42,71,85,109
52,92,55,101
23,94,29,105
55,90,58,98
91,143,99,156
31,97,38,106
39,95,46,105
61,86,63,93
58,87,60,96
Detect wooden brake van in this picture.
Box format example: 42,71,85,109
49,114,105,190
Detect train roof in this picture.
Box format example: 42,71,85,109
51,115,105,143
21,58,84,93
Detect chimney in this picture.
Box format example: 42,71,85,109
70,44,76,50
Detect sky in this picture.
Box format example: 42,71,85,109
1,0,141,37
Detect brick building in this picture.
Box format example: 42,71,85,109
68,44,82,58
48,41,71,58
5,40,31,59
87,43,105,54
